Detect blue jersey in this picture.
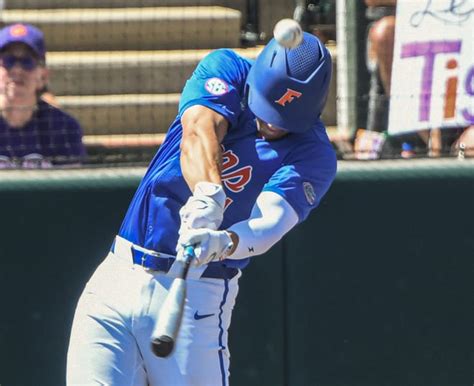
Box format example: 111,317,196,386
118,49,337,269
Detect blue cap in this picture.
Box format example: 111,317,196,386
246,32,332,133
0,24,46,61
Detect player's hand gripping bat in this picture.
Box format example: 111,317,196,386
150,245,195,358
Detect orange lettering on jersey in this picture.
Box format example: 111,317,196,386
221,149,252,199
275,88,302,107
222,149,239,170
222,167,252,192
224,197,233,210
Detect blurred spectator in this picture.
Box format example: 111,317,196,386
361,0,473,159
0,23,85,168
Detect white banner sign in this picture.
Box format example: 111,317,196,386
388,0,474,134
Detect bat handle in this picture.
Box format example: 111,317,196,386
181,245,196,276
150,245,195,358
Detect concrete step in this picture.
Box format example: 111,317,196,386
0,7,241,51
83,127,342,152
83,133,166,149
4,0,245,10
56,44,337,135
47,48,263,95
4,0,215,8
60,86,336,137
58,94,180,136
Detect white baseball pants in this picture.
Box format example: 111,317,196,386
66,241,240,386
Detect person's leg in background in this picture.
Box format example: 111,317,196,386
368,15,395,95
358,2,398,158
366,12,396,133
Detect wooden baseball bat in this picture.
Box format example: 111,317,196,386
150,245,195,358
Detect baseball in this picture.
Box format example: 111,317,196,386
273,19,303,48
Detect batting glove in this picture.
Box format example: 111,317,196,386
177,228,233,267
179,182,226,232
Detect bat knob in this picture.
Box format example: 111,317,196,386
151,335,174,358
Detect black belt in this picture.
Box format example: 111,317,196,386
131,248,239,280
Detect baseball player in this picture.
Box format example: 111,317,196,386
67,31,337,385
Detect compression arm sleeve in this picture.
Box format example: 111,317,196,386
227,191,299,260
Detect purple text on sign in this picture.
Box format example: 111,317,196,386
401,40,462,121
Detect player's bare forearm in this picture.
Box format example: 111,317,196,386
180,105,228,191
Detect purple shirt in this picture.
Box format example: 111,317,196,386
0,100,86,168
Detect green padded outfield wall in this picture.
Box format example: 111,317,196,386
0,160,472,386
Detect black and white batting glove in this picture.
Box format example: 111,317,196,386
177,228,233,267
179,182,226,232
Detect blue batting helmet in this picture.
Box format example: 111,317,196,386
246,32,332,133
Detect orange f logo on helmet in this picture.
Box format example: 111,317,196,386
275,88,302,107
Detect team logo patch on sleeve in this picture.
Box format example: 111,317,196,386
303,182,316,205
205,78,229,95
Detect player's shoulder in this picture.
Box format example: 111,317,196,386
201,48,251,66
285,121,337,166
196,49,252,80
